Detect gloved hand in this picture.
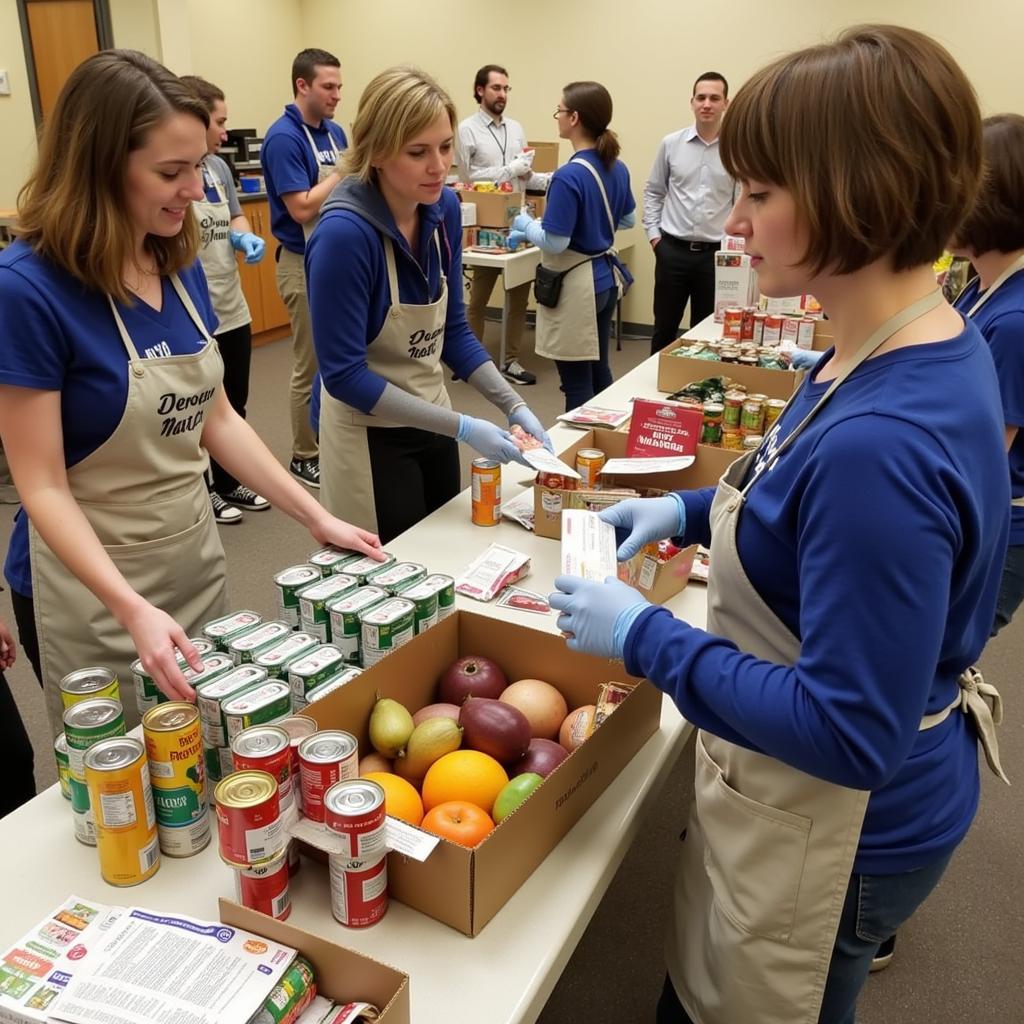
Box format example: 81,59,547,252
457,414,522,464
511,212,534,233
230,230,266,264
549,575,651,659
508,404,554,453
789,347,824,371
508,151,534,178
599,495,685,561
506,229,527,251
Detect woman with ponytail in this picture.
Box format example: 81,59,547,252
509,81,635,411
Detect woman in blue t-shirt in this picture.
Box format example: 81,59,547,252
548,26,1010,1024
508,81,635,411
0,50,383,739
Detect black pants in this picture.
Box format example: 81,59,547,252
650,237,717,354
209,323,253,495
365,427,461,545
3,589,41,818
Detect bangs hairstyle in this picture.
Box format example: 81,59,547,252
17,49,209,304
720,24,982,275
340,66,457,183
953,114,1024,255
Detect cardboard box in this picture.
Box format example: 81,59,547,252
713,251,759,319
219,900,410,1022
656,350,801,400
526,141,560,173
459,190,523,228
525,192,546,219
302,611,661,936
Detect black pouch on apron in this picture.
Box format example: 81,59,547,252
533,257,594,308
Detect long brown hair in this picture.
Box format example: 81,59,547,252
17,49,209,304
562,81,620,168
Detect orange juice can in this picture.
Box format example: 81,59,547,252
471,458,501,527
575,449,606,488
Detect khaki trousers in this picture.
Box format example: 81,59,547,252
467,266,530,364
275,247,319,460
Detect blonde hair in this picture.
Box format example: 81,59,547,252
340,65,457,182
17,49,209,304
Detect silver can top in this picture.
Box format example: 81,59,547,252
325,779,385,819
231,725,290,759
298,730,358,764
85,736,144,773
59,666,116,696
63,697,123,731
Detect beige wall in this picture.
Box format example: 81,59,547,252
0,0,39,210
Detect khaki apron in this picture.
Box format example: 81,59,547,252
535,156,624,362
668,290,1009,1024
319,234,451,533
194,160,250,334
301,124,341,241
30,275,229,734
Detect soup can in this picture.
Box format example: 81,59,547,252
273,565,322,626
575,449,606,489
54,733,72,800
324,779,387,864
59,667,119,710
231,725,293,814
298,730,359,823
214,769,284,867
277,715,318,814
471,458,501,527
328,853,388,928
231,851,291,920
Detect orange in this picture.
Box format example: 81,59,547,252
421,750,509,815
420,801,494,848
362,771,424,826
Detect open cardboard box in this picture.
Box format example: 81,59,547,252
457,190,523,227
302,611,660,936
526,140,560,172
219,899,410,1022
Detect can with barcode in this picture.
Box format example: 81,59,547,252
85,737,159,886
575,449,606,488
231,851,291,920
297,574,359,642
422,573,456,620
231,725,293,814
471,458,501,526
298,730,359,823
328,853,388,927
394,579,439,635
325,779,387,864
359,597,415,669
214,769,284,867
327,587,388,665
59,667,120,710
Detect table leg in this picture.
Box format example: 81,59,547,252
616,297,623,351
499,288,510,369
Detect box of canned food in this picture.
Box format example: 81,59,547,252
365,561,426,595
253,632,321,679
223,681,292,742
287,644,348,705
273,564,322,625
327,586,388,665
227,620,294,665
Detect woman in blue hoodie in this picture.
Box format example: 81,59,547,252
306,65,550,542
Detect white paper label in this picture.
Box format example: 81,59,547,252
560,509,618,582
523,447,581,478
599,455,695,475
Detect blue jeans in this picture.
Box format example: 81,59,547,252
554,286,618,412
990,543,1024,637
655,852,953,1024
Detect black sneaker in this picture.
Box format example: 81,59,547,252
501,360,537,385
221,485,271,511
210,491,243,525
289,458,320,488
870,934,896,973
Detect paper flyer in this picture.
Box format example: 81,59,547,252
560,510,618,583
522,449,581,480
599,456,695,475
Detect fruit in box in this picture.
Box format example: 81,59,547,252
420,800,494,848
560,705,596,751
499,678,568,740
511,737,569,778
459,697,531,763
421,749,508,814
368,696,415,758
439,655,508,705
363,771,424,826
412,702,461,727
492,773,544,823
359,752,392,775
394,717,463,784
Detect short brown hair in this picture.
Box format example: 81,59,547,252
720,24,982,275
953,114,1024,255
473,64,508,104
179,74,225,112
292,48,340,96
562,81,620,169
17,49,209,304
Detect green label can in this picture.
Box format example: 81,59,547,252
59,667,119,710
366,561,427,595
307,546,359,573
421,573,456,620
341,552,396,586
253,631,321,679
223,681,293,742
54,733,72,800
63,697,127,782
183,652,236,691
359,597,415,668
286,645,347,704
300,667,363,710
202,610,263,651
228,620,294,665
273,565,322,625
132,638,217,717
196,665,269,751
297,573,359,641
327,586,388,665
395,578,439,635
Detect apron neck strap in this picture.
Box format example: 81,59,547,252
959,251,1024,317
302,122,340,162
382,232,443,306
201,160,227,203
106,273,214,360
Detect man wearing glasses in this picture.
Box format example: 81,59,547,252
456,64,551,385
643,71,734,354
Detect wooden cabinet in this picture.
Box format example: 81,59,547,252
237,199,290,344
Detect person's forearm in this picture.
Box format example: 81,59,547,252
286,173,342,224
230,214,254,233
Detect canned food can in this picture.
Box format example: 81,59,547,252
797,317,816,350
764,398,787,428
231,851,291,921
85,737,159,886
273,565,322,626
297,574,359,640
722,307,744,340
575,449,606,489
286,644,347,705
249,957,315,1024
742,434,764,451
195,664,269,753
298,730,359,823
54,733,72,800
307,546,358,573
183,652,236,690
751,312,767,344
701,403,724,446
253,631,320,679
302,667,363,708
278,716,318,813
721,428,744,451
740,307,756,341
132,640,215,717
232,725,293,813
763,314,783,344
359,598,415,668
471,458,501,527
537,471,577,492
214,769,284,866
227,620,294,666
143,702,210,857
342,552,397,586
780,317,801,346
326,587,388,665
328,853,388,927
740,399,765,434
222,681,292,743
59,667,119,710
202,610,263,651
394,579,439,635
422,573,456,620
723,390,745,429
324,779,387,863
72,805,96,846
365,561,427,595
64,697,127,783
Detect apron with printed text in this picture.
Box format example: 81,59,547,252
30,276,229,733
668,290,1009,1024
319,234,451,532
301,124,341,241
194,160,250,334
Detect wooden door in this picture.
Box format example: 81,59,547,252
235,251,264,335
251,201,290,332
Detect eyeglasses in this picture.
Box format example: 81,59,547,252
489,85,511,94
553,107,570,118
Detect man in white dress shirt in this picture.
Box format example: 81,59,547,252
643,72,735,354
457,64,551,385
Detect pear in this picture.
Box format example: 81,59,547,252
368,696,415,759
394,717,463,783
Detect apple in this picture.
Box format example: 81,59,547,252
412,702,461,727
511,738,569,778
438,655,508,705
493,773,544,823
459,697,531,763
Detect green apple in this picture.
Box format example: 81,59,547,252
493,772,544,824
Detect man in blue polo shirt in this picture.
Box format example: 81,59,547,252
261,48,347,487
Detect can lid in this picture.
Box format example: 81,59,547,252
278,715,319,742
60,667,117,694
84,736,143,772
299,730,358,763
143,701,199,732
576,449,605,460
231,725,290,758
63,697,123,730
325,779,385,818
214,769,278,808
472,458,500,469
274,564,322,586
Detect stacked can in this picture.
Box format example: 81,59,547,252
327,586,388,666
195,664,268,782
421,573,456,620
223,681,292,746
343,552,396,586
216,769,290,919
365,561,426,596
227,620,293,666
64,696,127,846
700,402,724,445
53,734,72,800
60,667,119,708
286,645,346,709
202,610,263,652
253,631,321,680
297,574,357,642
273,565,321,626
358,597,415,668
142,702,209,857
307,545,358,574
324,780,389,927
298,730,359,823
131,638,215,717
232,725,294,818
395,578,440,635
85,736,159,885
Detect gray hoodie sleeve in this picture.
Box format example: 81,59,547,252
464,361,525,416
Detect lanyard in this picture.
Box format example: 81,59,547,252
959,252,1024,317
486,120,508,163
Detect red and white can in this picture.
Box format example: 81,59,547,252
298,730,359,823
324,779,387,863
231,725,293,813
722,307,744,340
763,314,783,344
231,850,291,920
277,715,317,814
213,770,283,867
328,852,388,927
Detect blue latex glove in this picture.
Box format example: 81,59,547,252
789,347,824,371
230,230,266,264
598,495,685,561
508,404,554,453
456,414,522,464
511,212,534,233
549,575,651,659
506,229,527,251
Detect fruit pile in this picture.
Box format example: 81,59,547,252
357,655,603,848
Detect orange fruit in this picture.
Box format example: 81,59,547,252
362,771,424,826
420,800,494,848
421,750,509,815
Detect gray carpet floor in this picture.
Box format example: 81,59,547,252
2,321,1021,1023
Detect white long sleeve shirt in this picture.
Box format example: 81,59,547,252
455,109,550,191
642,125,735,242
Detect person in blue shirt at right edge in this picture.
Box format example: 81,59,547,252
507,81,635,413
548,25,1011,1024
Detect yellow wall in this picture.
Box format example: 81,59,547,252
0,0,39,211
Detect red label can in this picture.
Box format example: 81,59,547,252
213,770,283,867
722,307,744,340
471,458,501,527
231,725,293,813
231,851,291,920
298,730,359,823
324,779,387,863
740,307,756,341
328,853,388,927
277,715,317,814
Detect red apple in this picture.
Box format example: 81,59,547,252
438,655,508,705
511,738,569,778
459,697,531,763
